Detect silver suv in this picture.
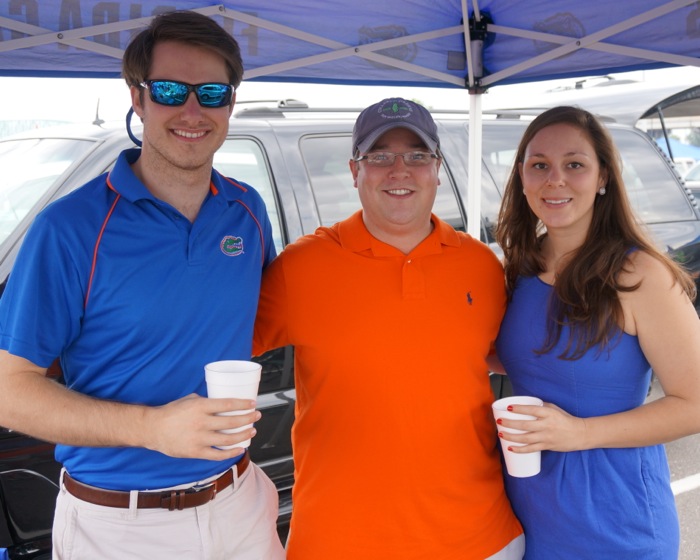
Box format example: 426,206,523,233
1,102,699,558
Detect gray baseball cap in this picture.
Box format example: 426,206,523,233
352,97,440,155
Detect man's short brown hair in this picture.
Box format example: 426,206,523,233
122,10,243,90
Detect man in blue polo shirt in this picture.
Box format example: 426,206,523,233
0,11,284,560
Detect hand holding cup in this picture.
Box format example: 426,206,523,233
492,395,543,477
205,360,262,449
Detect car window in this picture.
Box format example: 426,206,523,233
433,164,466,233
610,129,696,223
299,136,358,226
479,123,528,243
299,135,464,231
0,138,95,244
214,138,285,254
685,163,700,182
478,167,505,246
481,123,522,193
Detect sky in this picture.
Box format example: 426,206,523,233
1,65,699,128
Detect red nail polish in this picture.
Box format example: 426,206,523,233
507,446,514,452
507,405,513,412
496,418,503,425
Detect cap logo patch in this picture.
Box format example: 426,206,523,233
378,98,413,120
220,235,244,256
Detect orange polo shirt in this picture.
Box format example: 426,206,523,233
254,211,522,559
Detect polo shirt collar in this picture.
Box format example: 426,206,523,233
106,149,242,205
106,149,156,203
336,210,461,256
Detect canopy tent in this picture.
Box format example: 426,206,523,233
1,0,699,236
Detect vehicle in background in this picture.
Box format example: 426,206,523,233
487,78,700,187
1,99,700,558
671,156,697,177
684,161,700,199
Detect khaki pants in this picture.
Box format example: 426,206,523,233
486,534,526,560
53,462,285,560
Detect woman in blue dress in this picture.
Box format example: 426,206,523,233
492,106,700,559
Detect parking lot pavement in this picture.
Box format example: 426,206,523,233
674,483,700,560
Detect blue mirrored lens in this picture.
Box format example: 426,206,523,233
149,81,189,105
195,84,232,107
146,81,232,108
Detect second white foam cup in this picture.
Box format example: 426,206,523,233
204,360,262,449
491,395,544,477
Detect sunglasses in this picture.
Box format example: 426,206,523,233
140,80,234,108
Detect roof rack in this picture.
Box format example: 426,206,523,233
233,99,614,122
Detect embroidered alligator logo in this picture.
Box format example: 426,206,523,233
220,236,244,256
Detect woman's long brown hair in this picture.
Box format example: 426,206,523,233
495,106,696,359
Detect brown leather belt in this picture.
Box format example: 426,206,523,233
62,450,250,510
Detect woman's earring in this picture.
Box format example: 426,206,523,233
598,187,606,195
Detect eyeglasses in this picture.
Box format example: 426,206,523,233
140,80,234,108
354,151,439,167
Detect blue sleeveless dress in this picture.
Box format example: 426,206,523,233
495,275,679,559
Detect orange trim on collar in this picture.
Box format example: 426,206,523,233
218,174,249,193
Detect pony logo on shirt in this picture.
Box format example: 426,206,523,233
220,235,244,257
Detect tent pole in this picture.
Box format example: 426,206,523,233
467,92,483,240
464,2,487,240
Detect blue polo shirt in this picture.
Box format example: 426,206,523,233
0,148,276,490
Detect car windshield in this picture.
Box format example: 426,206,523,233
0,137,94,244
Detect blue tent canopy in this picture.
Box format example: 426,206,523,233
0,1,698,89
2,0,699,236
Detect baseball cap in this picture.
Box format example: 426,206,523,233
352,97,440,155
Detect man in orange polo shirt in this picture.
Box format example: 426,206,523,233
254,98,523,559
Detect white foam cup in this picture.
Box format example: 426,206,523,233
204,360,262,449
491,395,543,477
